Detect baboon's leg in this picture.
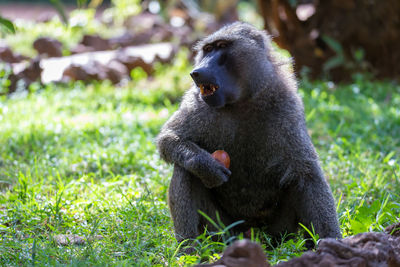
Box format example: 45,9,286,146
168,164,231,242
293,170,342,239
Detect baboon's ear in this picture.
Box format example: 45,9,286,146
255,35,266,49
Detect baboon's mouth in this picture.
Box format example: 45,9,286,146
199,84,219,96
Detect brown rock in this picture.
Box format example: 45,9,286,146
277,232,400,267
80,34,112,51
109,32,153,47
0,46,29,63
62,60,127,84
198,239,270,267
7,58,42,93
105,60,128,84
22,58,43,82
199,222,400,267
63,61,106,82
385,222,400,237
33,37,63,57
69,44,94,54
41,43,174,83
116,53,154,76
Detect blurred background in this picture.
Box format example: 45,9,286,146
1,0,399,93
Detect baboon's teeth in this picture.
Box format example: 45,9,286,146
200,84,205,95
199,84,219,96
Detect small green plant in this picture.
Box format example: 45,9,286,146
0,16,15,34
322,35,371,77
299,223,319,247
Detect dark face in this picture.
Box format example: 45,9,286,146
190,40,241,108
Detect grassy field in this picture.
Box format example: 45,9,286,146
1,50,400,266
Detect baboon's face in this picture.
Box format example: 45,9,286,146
191,23,269,108
191,39,240,108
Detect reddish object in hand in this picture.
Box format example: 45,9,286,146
212,150,230,169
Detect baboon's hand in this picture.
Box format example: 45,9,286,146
184,153,231,188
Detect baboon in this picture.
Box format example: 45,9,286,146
157,22,342,244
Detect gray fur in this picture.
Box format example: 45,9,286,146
157,22,341,243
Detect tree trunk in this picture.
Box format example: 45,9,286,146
257,0,400,81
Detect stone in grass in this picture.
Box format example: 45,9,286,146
385,222,400,237
63,61,106,82
277,231,400,267
80,34,112,51
116,52,154,76
0,46,30,63
7,58,42,93
199,221,400,267
33,37,63,58
62,60,127,84
54,234,103,246
198,239,270,267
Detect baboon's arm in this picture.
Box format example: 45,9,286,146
157,110,231,188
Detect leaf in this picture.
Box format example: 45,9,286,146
354,48,365,62
322,35,343,54
0,16,15,34
78,0,89,8
49,0,68,24
89,0,103,9
323,56,345,72
350,219,367,234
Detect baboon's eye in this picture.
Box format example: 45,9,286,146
203,44,213,53
216,41,228,49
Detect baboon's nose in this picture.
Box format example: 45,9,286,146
190,70,200,79
190,68,213,84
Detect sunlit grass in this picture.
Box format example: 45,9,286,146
1,65,399,265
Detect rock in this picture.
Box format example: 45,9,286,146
106,60,128,84
62,60,128,84
63,61,107,82
0,46,29,63
120,42,175,70
55,234,85,246
385,222,400,237
199,222,400,267
277,232,400,267
109,32,153,47
54,234,103,246
80,34,112,51
33,37,63,57
197,239,270,267
8,58,42,93
21,58,43,82
70,44,95,54
109,27,172,48
116,53,153,75
41,43,174,84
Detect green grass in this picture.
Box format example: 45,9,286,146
1,58,400,266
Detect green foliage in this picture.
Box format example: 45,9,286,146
0,16,15,34
3,9,109,57
49,0,69,24
322,35,370,77
103,0,142,25
0,46,400,265
0,64,13,94
298,223,319,247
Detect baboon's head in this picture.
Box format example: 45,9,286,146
191,22,274,108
